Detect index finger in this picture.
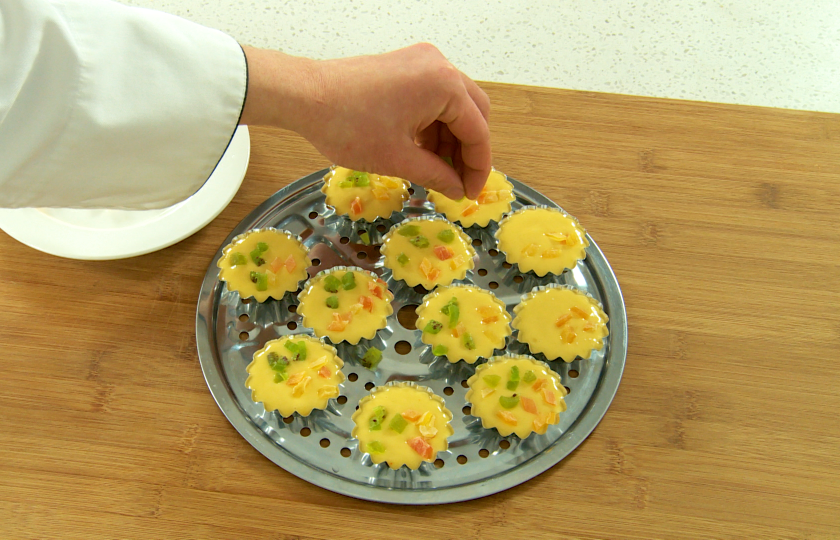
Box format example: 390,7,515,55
438,87,492,199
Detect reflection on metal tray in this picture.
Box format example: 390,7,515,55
195,169,627,504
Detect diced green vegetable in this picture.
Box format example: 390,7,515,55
499,395,520,409
506,380,519,391
409,235,430,248
483,374,501,387
523,370,537,383
432,344,448,356
369,406,387,431
360,348,383,370
256,242,269,253
284,340,307,361
341,271,356,290
440,297,460,328
250,248,265,266
462,333,476,350
338,179,353,188
326,295,339,309
323,275,341,293
250,271,268,291
367,440,386,454
348,171,370,187
397,253,409,266
388,414,409,434
273,372,288,383
436,229,455,243
359,232,370,245
423,320,443,334
230,252,247,266
510,366,520,382
267,352,289,372
398,225,421,237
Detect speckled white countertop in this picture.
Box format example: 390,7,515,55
126,0,839,113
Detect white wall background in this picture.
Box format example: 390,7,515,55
125,0,840,113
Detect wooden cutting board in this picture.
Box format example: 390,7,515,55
2,82,839,539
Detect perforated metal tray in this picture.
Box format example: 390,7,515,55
195,169,627,504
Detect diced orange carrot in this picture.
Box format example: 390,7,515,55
408,437,435,460
542,389,557,406
360,295,373,312
401,410,422,423
520,396,538,414
427,268,441,281
327,313,347,332
419,258,433,278
532,378,547,391
571,306,589,318
350,197,363,215
371,187,390,201
286,373,304,386
542,249,561,258
269,256,284,273
481,315,499,324
521,243,539,256
496,411,518,426
555,314,572,327
461,203,480,216
318,366,331,378
433,245,454,260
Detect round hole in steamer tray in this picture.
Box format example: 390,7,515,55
443,386,454,396
513,275,523,284
488,249,499,257
337,395,348,405
287,321,297,330
568,369,579,378
238,331,249,341
472,238,482,247
502,261,512,269
457,455,468,465
479,449,490,458
238,314,248,322
320,438,330,448
311,258,321,266
460,380,469,388
499,440,510,450
394,341,412,355
339,236,350,244
348,373,358,382
434,459,445,468
408,188,415,196
565,386,571,395
477,269,488,276
357,251,367,260
288,304,297,313
241,298,251,304
300,427,311,437
364,382,375,391
283,416,294,424
488,281,499,289
397,304,419,330
376,224,387,233
340,448,351,458
462,405,471,415
309,211,318,219
413,285,428,295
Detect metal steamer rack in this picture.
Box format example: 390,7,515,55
196,170,628,504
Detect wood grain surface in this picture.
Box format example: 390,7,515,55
2,83,839,540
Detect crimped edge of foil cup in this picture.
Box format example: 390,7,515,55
465,354,568,439
415,283,512,364
380,215,477,288
493,205,589,277
512,283,609,362
320,165,411,223
426,167,515,227
350,381,455,470
217,227,311,302
245,335,346,418
297,265,394,345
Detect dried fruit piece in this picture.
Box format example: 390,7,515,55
398,225,421,237
451,322,466,338
542,389,557,406
292,376,311,397
555,314,572,327
462,333,476,350
499,395,520,409
440,297,460,328
436,229,455,243
583,322,596,332
462,202,480,216
483,374,501,387
230,252,247,266
366,440,385,454
360,347,383,370
359,295,373,312
419,258,433,278
496,411,518,426
397,253,409,266
408,437,435,460
286,372,304,386
522,370,537,383
481,387,495,399
571,306,590,318
561,325,577,344
372,187,390,201
284,340,307,361
532,378,547,391
284,255,296,272
410,235,430,248
521,244,539,256
427,268,441,281
432,344,448,356
341,271,356,290
477,190,499,204
423,320,443,334
318,366,331,378
318,385,339,398
542,249,561,259
449,255,466,271
323,275,341,293
250,271,268,291
326,295,339,309
308,356,327,370
481,315,499,324
367,280,383,299
327,312,347,332
350,197,363,215
389,414,409,434
273,372,288,383
545,232,567,243
419,423,438,438
369,406,387,431
520,396,538,414
401,410,422,423
433,245,454,260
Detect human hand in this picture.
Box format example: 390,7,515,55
240,44,492,200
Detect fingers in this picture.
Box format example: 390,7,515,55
460,71,490,122
395,144,466,200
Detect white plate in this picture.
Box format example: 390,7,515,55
0,126,250,260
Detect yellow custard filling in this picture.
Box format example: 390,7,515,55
297,268,394,344
217,229,311,302
351,384,454,470
246,336,345,417
495,207,588,277
416,285,511,364
322,166,410,222
513,286,609,362
427,169,514,227
382,218,475,289
466,356,567,439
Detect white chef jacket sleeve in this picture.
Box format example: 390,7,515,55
0,0,247,209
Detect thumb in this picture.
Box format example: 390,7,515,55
393,145,466,200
